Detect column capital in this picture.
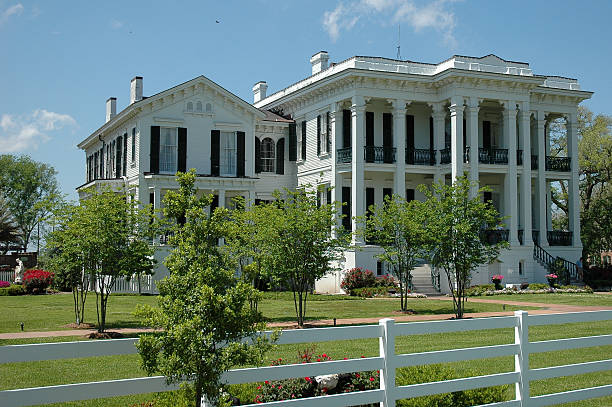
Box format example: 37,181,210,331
389,98,410,112
448,103,464,116
466,97,481,111
428,101,446,114
502,100,518,117
351,95,366,109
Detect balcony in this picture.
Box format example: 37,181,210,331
516,151,539,170
479,148,508,164
337,147,352,164
440,148,451,164
518,230,540,245
547,230,573,246
365,146,396,164
406,148,436,165
546,156,571,172
481,229,509,244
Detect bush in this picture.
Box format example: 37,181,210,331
528,283,549,290
0,284,25,296
376,274,398,289
22,269,54,294
0,281,10,288
465,284,495,296
341,267,376,295
352,286,388,298
397,364,507,407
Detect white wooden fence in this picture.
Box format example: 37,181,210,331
0,270,15,283
1,310,611,407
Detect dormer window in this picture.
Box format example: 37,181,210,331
186,102,193,112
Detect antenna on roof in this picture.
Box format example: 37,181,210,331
396,24,402,60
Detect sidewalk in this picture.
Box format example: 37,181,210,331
1,297,611,340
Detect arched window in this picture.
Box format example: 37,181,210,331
186,102,193,112
205,103,212,113
196,101,203,112
261,138,275,173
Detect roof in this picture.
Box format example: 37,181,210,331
261,110,294,123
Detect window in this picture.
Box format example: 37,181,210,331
196,101,203,112
205,103,212,113
131,128,136,163
186,102,193,112
220,131,237,176
160,127,178,173
260,137,275,173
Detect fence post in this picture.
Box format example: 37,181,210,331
515,310,530,406
379,318,395,407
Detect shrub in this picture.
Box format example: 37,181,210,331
0,281,10,288
0,284,25,296
465,284,495,296
376,274,398,288
352,286,388,298
528,283,549,290
397,364,507,407
341,267,376,295
22,269,54,294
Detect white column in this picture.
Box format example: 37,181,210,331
466,98,480,197
449,97,464,181
567,112,582,247
504,101,520,246
330,102,343,235
245,190,255,210
351,96,366,245
431,103,446,165
536,111,549,246
519,104,533,246
218,189,226,208
392,99,407,200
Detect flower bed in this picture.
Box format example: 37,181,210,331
0,280,10,288
22,269,54,294
465,284,592,296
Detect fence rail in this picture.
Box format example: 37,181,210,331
1,310,611,407
0,270,14,282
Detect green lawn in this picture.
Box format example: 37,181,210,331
1,321,610,406
474,293,612,307
0,292,538,333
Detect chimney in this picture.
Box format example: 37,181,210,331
310,51,329,75
130,76,143,104
106,97,117,123
252,81,268,103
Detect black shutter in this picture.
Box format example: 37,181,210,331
301,121,306,160
326,111,331,152
406,115,415,164
366,112,374,146
326,187,331,206
123,133,128,176
276,138,285,175
342,186,351,231
116,136,122,178
288,123,297,161
210,130,220,176
150,126,160,174
383,113,393,163
255,137,261,173
366,187,375,216
383,188,393,202
178,127,187,173
317,115,321,155
99,147,104,179
406,189,415,202
483,121,491,149
343,109,351,148
237,131,245,177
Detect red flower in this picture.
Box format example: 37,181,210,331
264,380,269,384
305,376,311,382
317,358,321,362
370,377,375,381
322,353,327,358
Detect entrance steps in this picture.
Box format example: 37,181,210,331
411,264,443,297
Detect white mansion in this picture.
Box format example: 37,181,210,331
77,52,591,294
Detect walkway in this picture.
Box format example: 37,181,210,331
1,297,611,340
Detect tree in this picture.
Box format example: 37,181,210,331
252,187,349,327
0,155,61,252
0,194,22,253
581,187,612,265
422,177,508,319
360,194,429,311
136,170,272,407
48,188,155,332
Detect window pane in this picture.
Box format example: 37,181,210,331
160,128,177,173
220,131,237,176
261,138,275,172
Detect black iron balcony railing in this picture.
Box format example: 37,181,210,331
406,148,436,165
337,147,352,164
546,156,571,172
481,229,509,244
532,230,540,244
547,231,573,246
365,146,396,164
440,148,451,164
479,148,508,164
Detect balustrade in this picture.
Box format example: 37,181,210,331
478,148,509,164
546,156,571,172
336,147,352,164
405,148,435,165
364,146,396,164
547,230,573,246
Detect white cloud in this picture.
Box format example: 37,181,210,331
322,0,458,47
110,19,123,29
0,3,24,26
0,109,76,153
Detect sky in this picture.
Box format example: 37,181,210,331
1,0,611,201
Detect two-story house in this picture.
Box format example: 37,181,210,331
78,52,592,294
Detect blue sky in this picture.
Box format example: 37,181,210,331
1,0,611,200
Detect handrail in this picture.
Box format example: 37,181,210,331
364,146,396,164
533,242,580,283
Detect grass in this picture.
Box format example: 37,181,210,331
0,292,538,333
473,292,612,307
1,320,610,406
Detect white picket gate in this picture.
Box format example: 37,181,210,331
1,310,611,407
0,270,15,283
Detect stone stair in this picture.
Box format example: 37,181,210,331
410,264,443,296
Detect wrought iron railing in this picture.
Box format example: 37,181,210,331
532,230,540,244
479,148,509,164
547,230,573,246
405,148,435,165
440,148,451,164
533,242,580,284
364,146,396,163
337,147,352,164
481,229,509,244
546,156,571,172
